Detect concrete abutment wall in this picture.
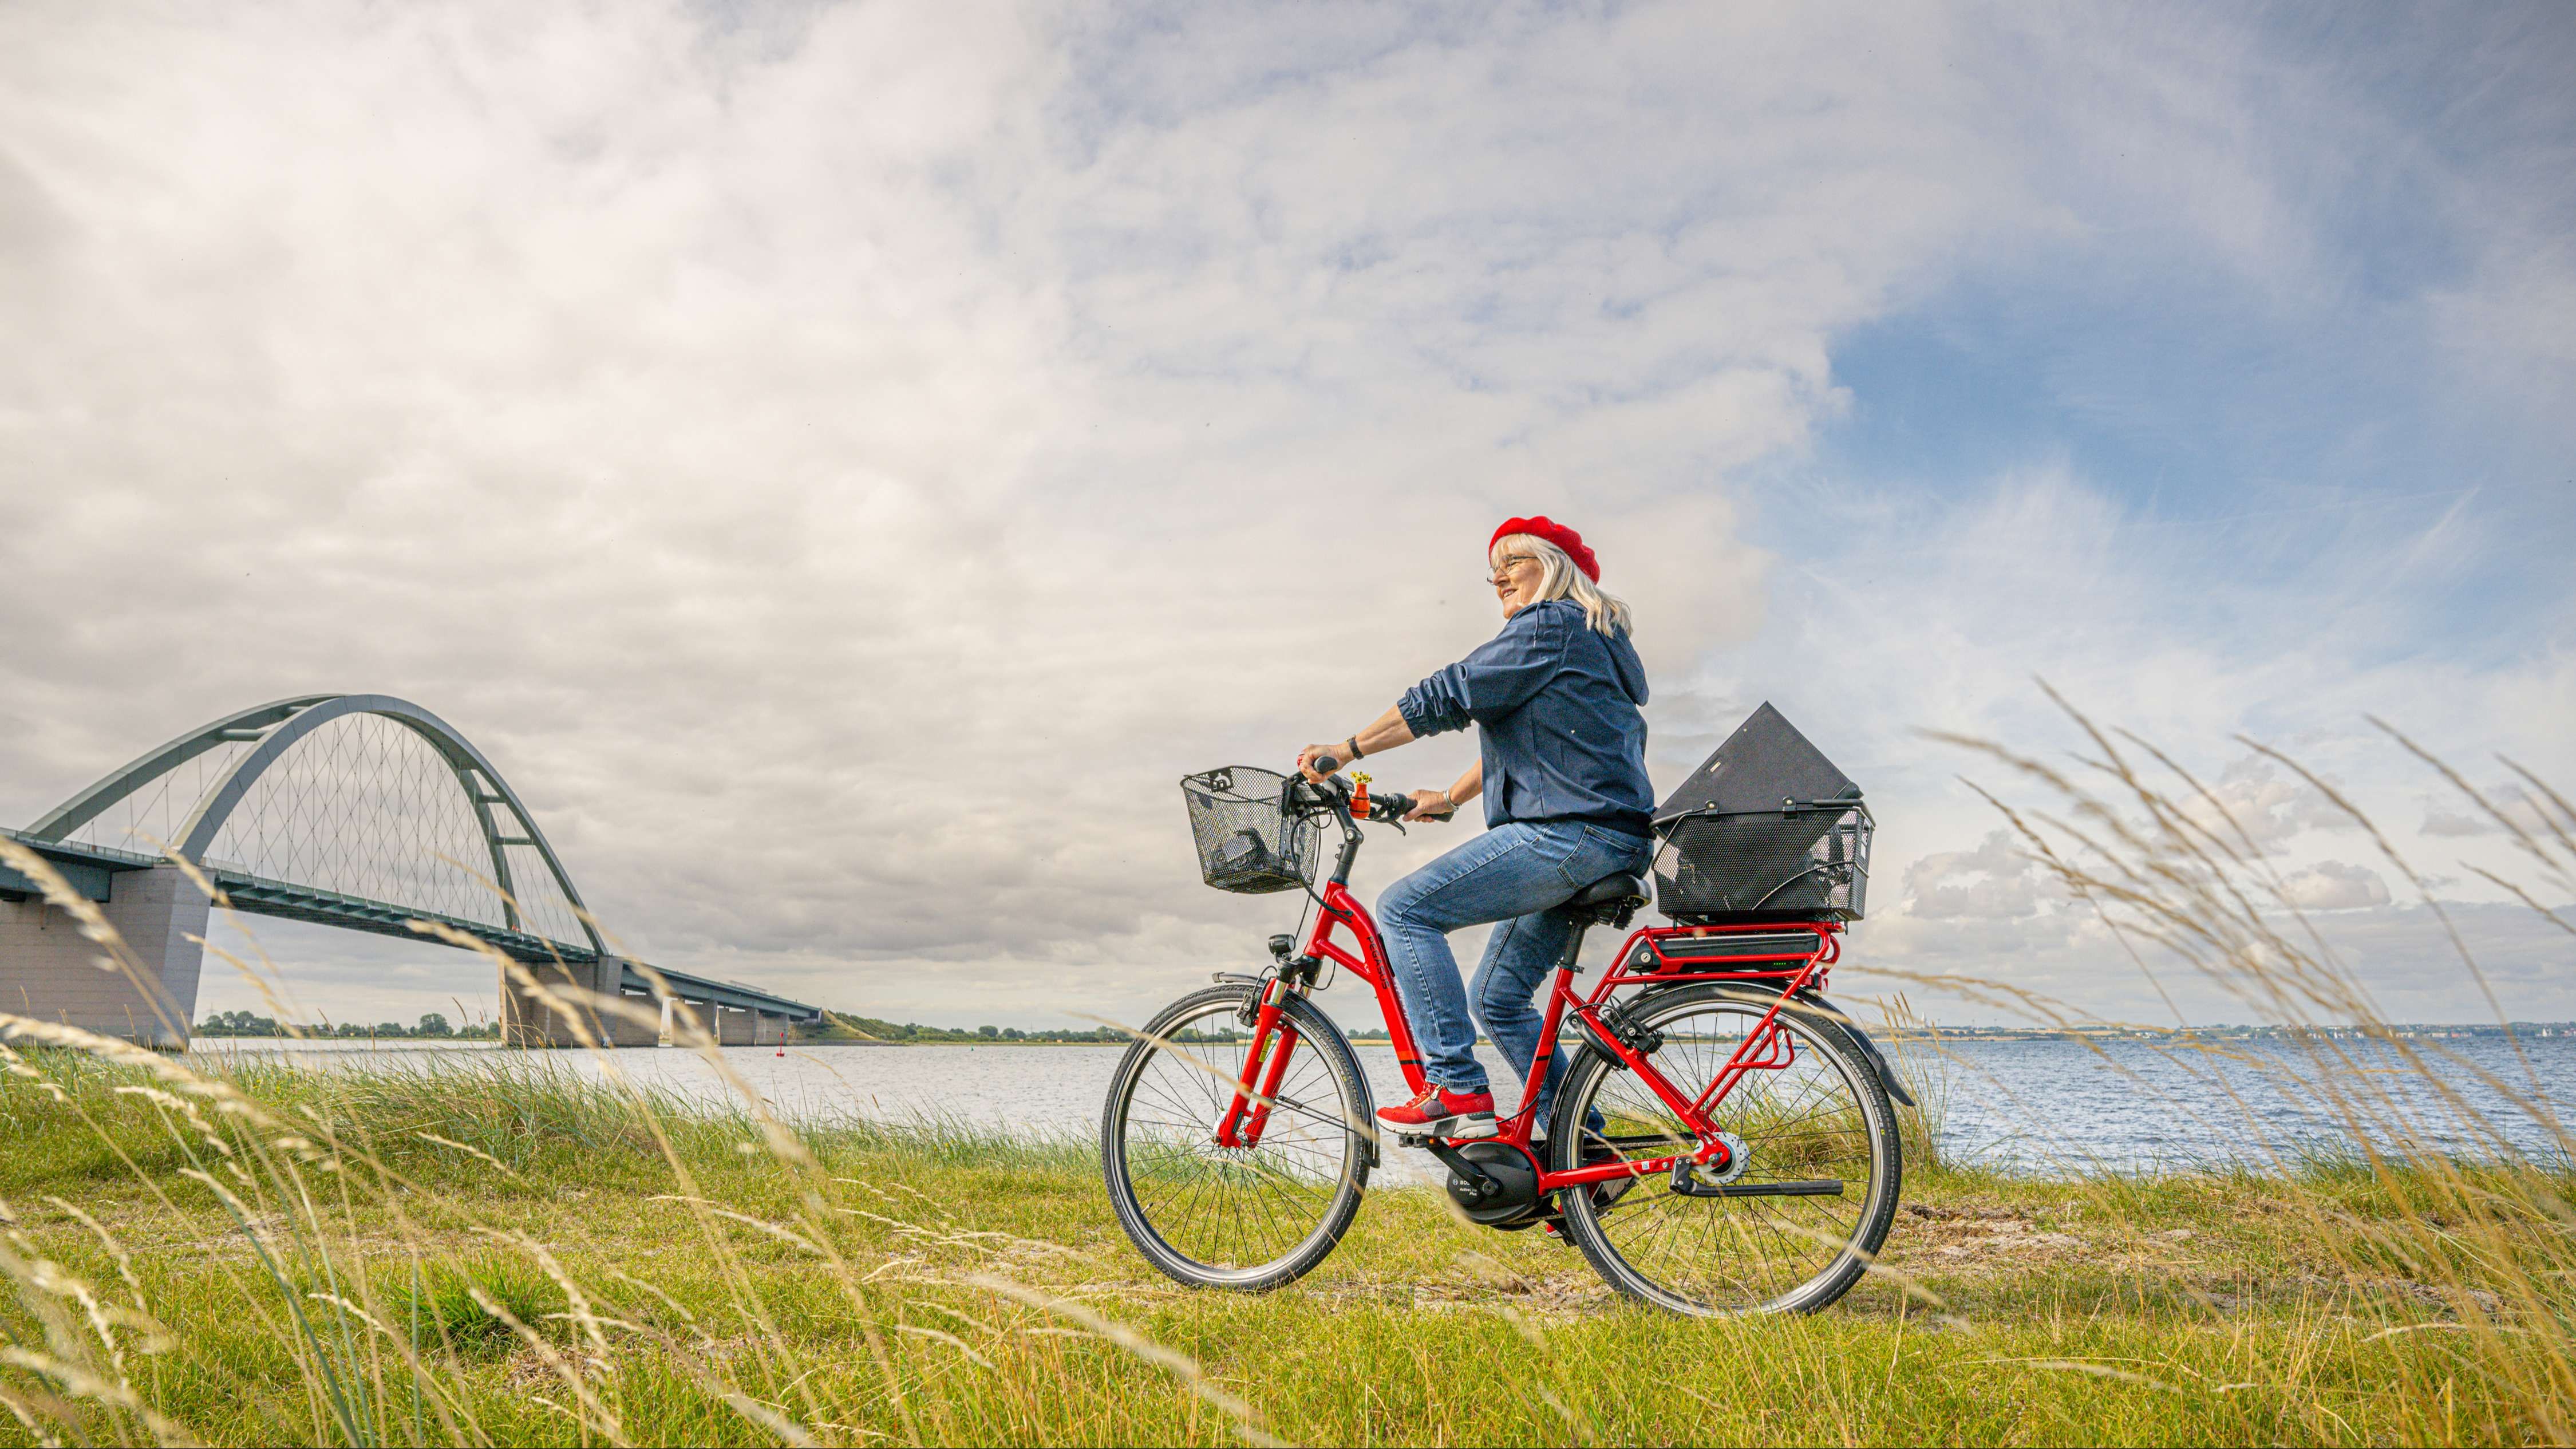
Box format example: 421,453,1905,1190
0,866,211,1049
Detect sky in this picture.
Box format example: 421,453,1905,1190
2,1,2570,1035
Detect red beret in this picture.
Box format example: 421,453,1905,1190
1490,515,1600,582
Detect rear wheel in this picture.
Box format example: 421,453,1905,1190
1551,984,1901,1315
1102,985,1372,1290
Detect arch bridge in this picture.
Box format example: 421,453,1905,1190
1,694,821,1048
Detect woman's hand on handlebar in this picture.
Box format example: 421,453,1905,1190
1296,744,1344,783
1398,789,1455,823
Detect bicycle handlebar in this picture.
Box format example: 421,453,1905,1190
1299,757,1452,823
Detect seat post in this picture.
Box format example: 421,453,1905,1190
1555,918,1591,973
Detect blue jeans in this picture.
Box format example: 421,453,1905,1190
1378,819,1653,1130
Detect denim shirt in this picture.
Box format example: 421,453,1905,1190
1396,598,1654,838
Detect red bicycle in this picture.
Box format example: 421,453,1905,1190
1102,762,1910,1316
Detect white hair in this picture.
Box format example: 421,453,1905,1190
1493,533,1635,637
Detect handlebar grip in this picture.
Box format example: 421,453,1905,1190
1310,754,1341,775
1369,791,1455,823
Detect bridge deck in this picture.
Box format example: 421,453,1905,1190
2,831,820,1024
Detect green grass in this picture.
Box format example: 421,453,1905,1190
1,1047,2569,1447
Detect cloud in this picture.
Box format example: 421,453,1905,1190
2179,758,2353,852
0,0,2048,1026
2420,787,2571,840
1902,830,2048,922
2423,811,2488,838
2279,860,2393,912
1,1,2570,1032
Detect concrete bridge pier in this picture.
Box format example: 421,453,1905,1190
500,956,659,1048
0,864,209,1049
627,990,669,1047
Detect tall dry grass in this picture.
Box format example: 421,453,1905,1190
0,700,2570,1444
0,833,1278,1448
1886,692,2575,1427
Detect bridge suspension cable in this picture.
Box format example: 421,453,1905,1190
30,694,601,956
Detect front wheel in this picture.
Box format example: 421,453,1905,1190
1550,983,1902,1315
1102,985,1373,1291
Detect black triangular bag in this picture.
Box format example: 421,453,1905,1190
1650,702,1872,921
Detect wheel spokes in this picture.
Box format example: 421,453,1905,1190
1117,1004,1357,1273
1574,1004,1880,1312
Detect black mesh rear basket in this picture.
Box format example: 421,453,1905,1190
1180,767,1322,895
1650,802,1872,921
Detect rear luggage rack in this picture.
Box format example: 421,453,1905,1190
1620,921,1840,980
1626,929,1829,971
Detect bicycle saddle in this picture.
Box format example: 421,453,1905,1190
1564,870,1647,911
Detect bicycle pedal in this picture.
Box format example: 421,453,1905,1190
1389,1114,1496,1148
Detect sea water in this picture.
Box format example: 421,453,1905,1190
191,1031,2574,1183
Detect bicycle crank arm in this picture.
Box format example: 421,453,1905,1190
1424,1140,1503,1199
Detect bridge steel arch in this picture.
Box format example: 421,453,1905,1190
30,693,605,955
4,694,819,1049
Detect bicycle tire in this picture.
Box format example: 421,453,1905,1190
1550,983,1902,1316
1102,984,1373,1291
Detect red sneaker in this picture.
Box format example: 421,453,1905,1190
1375,1084,1497,1138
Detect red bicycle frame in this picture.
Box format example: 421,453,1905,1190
1214,870,1844,1196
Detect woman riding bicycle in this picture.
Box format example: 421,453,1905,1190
1298,515,1653,1139
1113,518,1900,1311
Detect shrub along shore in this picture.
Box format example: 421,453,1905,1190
1,1045,2569,1447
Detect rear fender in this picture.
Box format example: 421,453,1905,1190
1795,989,1918,1108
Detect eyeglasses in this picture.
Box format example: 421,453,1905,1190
1488,554,1540,584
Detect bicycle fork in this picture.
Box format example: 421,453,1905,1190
1214,981,1300,1150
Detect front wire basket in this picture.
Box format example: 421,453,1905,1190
1650,799,1872,921
1180,766,1323,895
